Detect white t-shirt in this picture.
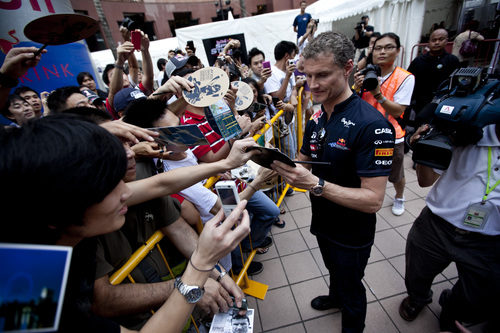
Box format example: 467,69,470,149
161,150,217,223
263,65,295,102
426,125,500,235
380,70,415,106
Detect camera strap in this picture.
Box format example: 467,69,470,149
483,147,500,203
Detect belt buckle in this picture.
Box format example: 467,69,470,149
454,227,470,235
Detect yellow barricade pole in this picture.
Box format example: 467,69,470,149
297,86,304,153
109,231,165,285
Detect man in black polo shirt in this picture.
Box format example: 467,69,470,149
272,31,394,333
407,29,459,124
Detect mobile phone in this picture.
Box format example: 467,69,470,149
272,97,280,107
288,59,295,66
215,180,240,218
187,40,194,50
262,61,270,69
131,31,141,51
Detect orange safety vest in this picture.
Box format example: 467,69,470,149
363,67,411,139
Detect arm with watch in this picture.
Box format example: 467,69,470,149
368,84,406,119
120,202,250,333
271,152,388,214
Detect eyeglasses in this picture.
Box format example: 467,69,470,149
373,45,397,52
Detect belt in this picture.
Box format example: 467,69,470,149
429,208,500,239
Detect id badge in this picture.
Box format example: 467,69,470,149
462,201,493,229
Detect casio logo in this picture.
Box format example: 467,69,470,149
375,128,393,135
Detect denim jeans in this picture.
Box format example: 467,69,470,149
317,236,372,333
231,190,279,271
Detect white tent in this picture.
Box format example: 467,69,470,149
307,0,427,68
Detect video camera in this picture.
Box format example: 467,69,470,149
411,67,500,170
359,64,381,91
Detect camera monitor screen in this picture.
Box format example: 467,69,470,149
0,244,72,332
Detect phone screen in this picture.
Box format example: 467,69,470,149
218,188,238,205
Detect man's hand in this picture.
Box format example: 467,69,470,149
117,42,134,65
153,76,193,98
0,47,46,79
410,124,430,146
353,71,365,91
236,114,252,134
285,60,296,77
119,26,131,41
100,120,159,144
224,138,259,169
224,85,238,111
259,67,271,85
197,278,232,314
253,167,278,187
218,273,245,310
139,30,150,52
249,116,267,136
271,160,317,190
132,142,172,159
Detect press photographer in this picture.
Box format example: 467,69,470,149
352,15,374,66
399,69,500,332
354,32,415,216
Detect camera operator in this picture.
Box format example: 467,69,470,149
399,123,500,332
352,15,374,66
354,33,415,216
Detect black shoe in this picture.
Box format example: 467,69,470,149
285,187,294,196
242,236,273,254
399,296,424,321
310,295,340,311
232,261,264,276
439,289,459,332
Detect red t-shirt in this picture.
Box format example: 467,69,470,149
181,110,226,159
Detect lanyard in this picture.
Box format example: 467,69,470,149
483,147,500,202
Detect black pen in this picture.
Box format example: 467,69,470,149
293,160,332,165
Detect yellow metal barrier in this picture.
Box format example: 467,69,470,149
297,86,304,153
109,230,165,285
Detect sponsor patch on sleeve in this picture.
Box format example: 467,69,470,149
374,148,394,157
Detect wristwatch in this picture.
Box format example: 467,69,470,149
310,178,325,196
174,277,205,303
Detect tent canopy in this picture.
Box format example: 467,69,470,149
308,0,427,68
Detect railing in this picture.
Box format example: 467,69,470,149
409,40,500,70
109,89,310,328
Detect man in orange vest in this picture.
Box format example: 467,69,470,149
354,32,415,216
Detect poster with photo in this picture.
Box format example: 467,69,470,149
202,33,248,66
209,308,254,333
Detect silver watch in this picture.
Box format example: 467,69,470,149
174,277,205,303
310,178,325,196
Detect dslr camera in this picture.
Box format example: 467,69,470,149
313,19,319,24
355,21,365,31
359,64,381,91
411,67,500,170
121,17,139,31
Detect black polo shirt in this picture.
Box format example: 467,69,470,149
407,51,459,113
300,94,395,248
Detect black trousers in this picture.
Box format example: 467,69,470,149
405,206,500,324
317,236,371,333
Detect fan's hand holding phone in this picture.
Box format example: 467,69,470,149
215,181,240,218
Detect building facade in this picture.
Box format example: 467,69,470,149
70,0,316,52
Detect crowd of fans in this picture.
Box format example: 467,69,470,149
0,7,498,333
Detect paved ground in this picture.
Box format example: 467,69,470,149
242,155,468,333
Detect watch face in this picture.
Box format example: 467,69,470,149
186,288,204,303
311,186,323,196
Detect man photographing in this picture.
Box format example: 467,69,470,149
353,15,374,66
271,31,394,333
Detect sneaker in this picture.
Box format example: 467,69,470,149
247,261,264,275
392,197,405,216
310,295,341,311
399,296,424,321
285,187,294,196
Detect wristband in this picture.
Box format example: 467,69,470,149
189,257,213,272
114,64,124,70
378,96,387,104
0,72,19,88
